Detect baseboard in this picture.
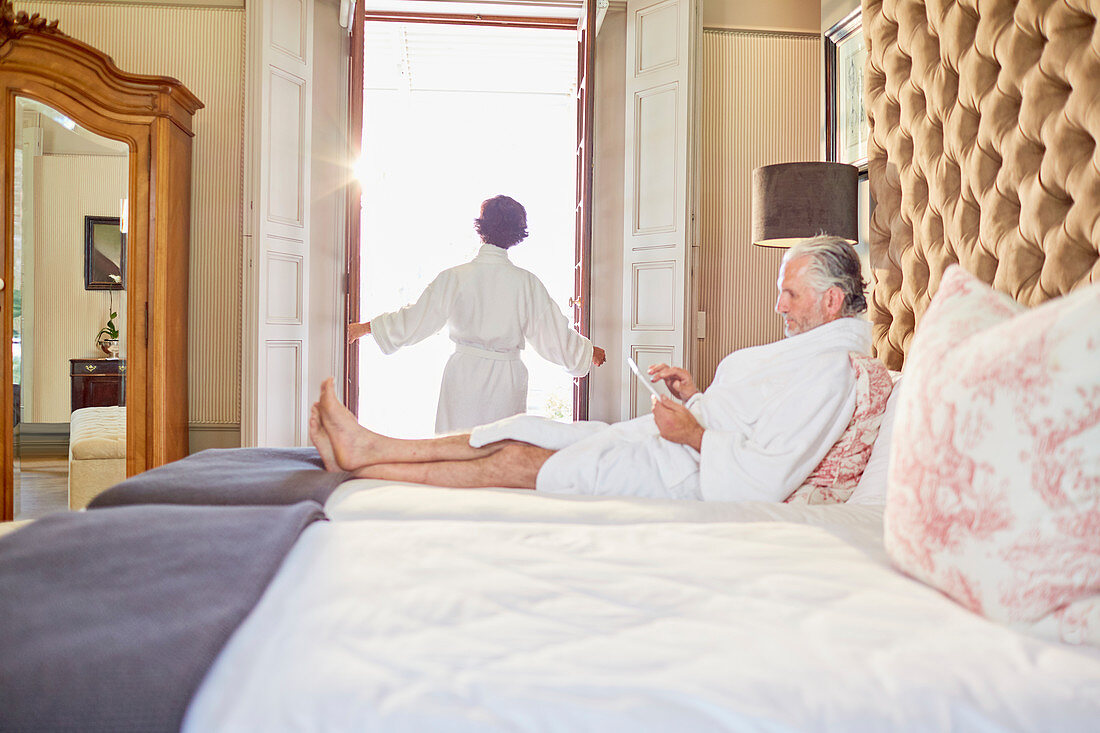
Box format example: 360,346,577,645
189,423,241,453
16,423,70,455
16,422,243,456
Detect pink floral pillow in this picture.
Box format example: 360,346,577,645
785,353,893,505
884,265,1100,646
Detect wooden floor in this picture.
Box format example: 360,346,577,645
15,448,69,520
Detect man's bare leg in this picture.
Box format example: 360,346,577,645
354,442,555,489
315,377,510,472
308,404,338,472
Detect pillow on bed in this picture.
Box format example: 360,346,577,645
846,373,903,506
884,265,1100,647
785,353,892,505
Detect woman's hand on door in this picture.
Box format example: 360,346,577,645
348,321,371,343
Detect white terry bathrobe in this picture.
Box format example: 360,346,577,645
470,317,871,502
370,244,593,434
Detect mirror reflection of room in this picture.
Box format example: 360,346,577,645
13,96,129,520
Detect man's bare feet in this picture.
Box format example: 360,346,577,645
308,404,339,472
316,377,386,472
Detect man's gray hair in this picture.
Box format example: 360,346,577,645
781,235,867,317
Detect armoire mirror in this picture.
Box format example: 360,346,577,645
1,4,203,520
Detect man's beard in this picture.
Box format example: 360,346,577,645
782,300,827,337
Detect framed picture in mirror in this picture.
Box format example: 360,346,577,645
84,215,126,290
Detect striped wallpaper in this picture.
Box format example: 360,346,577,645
696,29,821,388
16,1,246,425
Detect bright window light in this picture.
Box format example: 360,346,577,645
357,22,577,438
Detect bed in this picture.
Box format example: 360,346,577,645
4,357,1099,733
2,0,1100,730
182,483,1099,731
68,406,127,510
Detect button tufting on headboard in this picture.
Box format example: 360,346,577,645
865,0,1100,369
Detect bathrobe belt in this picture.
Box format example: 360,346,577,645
454,343,521,361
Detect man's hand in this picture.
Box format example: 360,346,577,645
592,346,607,367
652,396,704,452
347,321,371,343
647,363,699,401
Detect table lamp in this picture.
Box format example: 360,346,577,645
751,162,858,247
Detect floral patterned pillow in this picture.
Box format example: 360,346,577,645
884,265,1100,646
785,353,893,505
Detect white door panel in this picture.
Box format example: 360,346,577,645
243,0,314,446
621,0,696,419
628,344,674,418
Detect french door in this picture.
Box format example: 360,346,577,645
344,1,596,420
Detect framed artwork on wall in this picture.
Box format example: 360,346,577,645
84,215,126,290
825,8,868,175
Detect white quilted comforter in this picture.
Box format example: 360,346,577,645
184,481,1100,732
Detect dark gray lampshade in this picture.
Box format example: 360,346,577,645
751,162,858,247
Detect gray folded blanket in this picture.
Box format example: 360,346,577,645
0,501,325,733
88,446,351,509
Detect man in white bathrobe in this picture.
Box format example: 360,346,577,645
312,235,871,502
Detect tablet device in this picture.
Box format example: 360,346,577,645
627,356,661,399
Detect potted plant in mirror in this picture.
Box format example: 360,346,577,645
97,311,120,358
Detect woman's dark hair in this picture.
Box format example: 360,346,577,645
474,195,529,249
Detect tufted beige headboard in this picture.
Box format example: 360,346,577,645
863,0,1100,369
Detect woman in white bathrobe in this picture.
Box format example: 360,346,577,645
349,195,606,434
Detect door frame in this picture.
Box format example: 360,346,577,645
571,0,597,420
